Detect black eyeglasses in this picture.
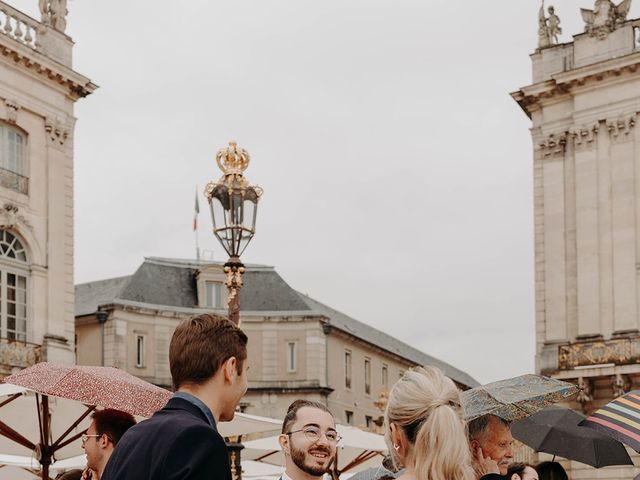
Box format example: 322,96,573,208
287,426,341,444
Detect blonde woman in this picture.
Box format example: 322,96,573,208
384,366,475,480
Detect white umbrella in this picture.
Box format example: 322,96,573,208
241,459,284,479
219,412,281,437
243,424,387,475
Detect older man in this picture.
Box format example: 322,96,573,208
468,414,514,480
278,400,340,480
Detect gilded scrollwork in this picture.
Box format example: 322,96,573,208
612,373,630,397
576,377,593,414
558,338,634,369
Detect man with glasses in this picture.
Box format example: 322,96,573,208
81,409,136,479
278,400,339,480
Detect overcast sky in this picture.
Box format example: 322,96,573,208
15,0,617,384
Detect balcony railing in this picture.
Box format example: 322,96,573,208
0,1,73,67
0,3,40,51
0,337,41,371
0,167,28,195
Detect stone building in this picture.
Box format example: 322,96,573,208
512,1,640,477
0,1,95,374
75,256,478,427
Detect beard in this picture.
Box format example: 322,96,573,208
290,443,333,476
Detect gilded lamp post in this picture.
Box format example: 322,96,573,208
205,141,262,325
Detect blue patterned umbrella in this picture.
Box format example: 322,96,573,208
461,374,579,422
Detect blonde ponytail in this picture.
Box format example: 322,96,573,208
384,367,474,480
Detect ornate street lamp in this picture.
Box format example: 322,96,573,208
204,141,262,325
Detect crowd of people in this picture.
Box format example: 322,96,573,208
55,313,569,480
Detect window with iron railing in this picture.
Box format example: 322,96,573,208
0,123,27,195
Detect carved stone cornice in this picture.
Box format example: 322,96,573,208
538,132,567,158
607,114,636,142
4,98,18,124
570,124,599,150
44,117,69,146
0,203,32,231
512,51,640,119
0,29,96,100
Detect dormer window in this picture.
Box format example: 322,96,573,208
205,281,223,309
0,123,27,194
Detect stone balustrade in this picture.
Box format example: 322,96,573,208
0,1,73,67
0,2,40,51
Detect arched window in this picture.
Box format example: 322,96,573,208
0,123,28,194
0,230,28,341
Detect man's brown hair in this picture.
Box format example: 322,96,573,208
169,313,248,390
281,399,333,434
92,409,136,445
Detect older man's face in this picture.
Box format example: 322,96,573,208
480,418,514,475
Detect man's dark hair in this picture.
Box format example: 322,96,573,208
535,461,568,480
507,463,533,479
281,399,333,434
467,414,510,442
169,313,248,390
92,409,136,445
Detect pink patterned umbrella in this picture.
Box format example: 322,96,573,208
1,362,171,480
5,362,172,417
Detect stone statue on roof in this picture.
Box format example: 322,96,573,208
538,1,562,49
581,0,632,39
38,0,68,32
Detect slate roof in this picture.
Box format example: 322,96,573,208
75,257,478,387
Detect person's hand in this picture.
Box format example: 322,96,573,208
81,468,98,480
472,447,499,479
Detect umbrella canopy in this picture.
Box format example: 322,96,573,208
218,412,281,438
580,390,640,453
243,424,387,475
5,362,172,417
461,374,579,421
511,406,633,467
0,362,173,480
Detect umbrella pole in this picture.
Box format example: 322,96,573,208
40,395,51,480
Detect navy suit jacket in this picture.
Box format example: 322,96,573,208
101,397,231,480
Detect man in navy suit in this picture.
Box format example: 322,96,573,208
101,313,248,480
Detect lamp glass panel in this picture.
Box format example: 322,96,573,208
231,192,243,227
209,195,228,231
243,198,257,231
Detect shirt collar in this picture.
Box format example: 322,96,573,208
173,391,216,428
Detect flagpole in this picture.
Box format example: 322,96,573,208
194,186,200,261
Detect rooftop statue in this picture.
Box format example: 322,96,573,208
38,0,68,32
538,2,562,48
581,0,632,39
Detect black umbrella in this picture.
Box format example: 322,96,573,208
511,406,632,468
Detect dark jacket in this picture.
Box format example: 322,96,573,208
101,397,231,480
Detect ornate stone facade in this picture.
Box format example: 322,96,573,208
513,5,640,479
0,0,94,373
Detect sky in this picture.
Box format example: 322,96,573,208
14,0,618,384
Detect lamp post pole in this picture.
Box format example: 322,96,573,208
205,141,262,326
